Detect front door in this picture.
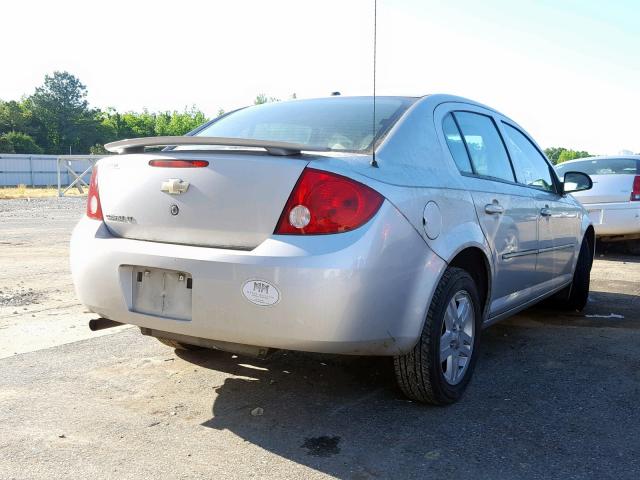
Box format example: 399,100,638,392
536,192,580,284
498,121,579,288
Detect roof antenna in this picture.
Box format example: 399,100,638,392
370,0,379,168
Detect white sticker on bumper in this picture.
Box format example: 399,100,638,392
242,280,280,306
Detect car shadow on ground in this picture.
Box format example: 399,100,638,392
174,304,640,479
180,348,407,478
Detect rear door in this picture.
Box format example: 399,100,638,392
443,109,539,316
499,122,580,282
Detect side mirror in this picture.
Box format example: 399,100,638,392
562,171,592,194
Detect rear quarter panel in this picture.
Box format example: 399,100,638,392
308,95,494,319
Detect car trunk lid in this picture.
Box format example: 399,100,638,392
98,152,308,249
570,174,636,204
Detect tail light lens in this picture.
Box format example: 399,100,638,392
274,168,384,235
631,176,640,201
86,166,103,220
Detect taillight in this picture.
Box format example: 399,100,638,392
274,168,384,235
86,166,103,220
148,159,209,168
631,176,640,201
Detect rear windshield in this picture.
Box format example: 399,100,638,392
555,158,638,176
193,97,415,153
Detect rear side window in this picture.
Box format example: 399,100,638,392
454,112,514,182
442,114,473,173
555,158,639,176
501,123,555,192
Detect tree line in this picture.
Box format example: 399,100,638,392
543,147,592,164
0,71,216,155
0,71,603,162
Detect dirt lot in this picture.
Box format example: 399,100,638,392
0,186,86,200
0,198,125,358
1,198,639,479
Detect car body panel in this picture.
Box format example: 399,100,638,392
489,115,580,286
580,200,640,236
99,152,310,249
556,156,639,238
71,201,445,355
574,174,637,204
71,94,593,355
431,101,579,316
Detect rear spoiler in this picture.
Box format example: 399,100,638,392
104,136,330,156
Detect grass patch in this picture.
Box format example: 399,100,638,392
0,185,87,199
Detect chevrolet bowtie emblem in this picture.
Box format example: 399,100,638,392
161,178,189,195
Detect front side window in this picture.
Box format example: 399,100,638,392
453,112,514,182
442,114,473,173
501,123,555,192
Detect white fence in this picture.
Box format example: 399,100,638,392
0,154,108,196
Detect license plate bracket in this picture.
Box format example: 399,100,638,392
132,267,193,321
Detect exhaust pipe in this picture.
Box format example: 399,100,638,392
89,318,123,331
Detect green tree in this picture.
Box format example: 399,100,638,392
557,149,591,164
544,147,591,164
544,147,565,163
94,106,210,150
0,131,43,154
254,93,279,105
120,110,157,137
154,106,208,136
1,72,273,153
27,71,101,154
0,135,14,153
0,100,31,134
89,143,109,155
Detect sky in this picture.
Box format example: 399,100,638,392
1,0,638,154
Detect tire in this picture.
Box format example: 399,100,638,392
394,267,482,405
563,238,593,311
156,337,202,351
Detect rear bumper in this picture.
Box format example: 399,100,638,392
583,201,640,236
70,202,445,355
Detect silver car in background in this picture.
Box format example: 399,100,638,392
555,156,640,241
71,95,595,405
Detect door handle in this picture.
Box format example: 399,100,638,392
485,203,504,215
540,207,552,217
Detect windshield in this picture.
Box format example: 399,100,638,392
194,97,415,153
555,158,638,176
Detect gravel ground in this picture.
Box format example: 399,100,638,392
0,196,86,216
0,197,124,357
0,198,639,479
0,287,43,307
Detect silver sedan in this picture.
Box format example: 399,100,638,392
71,95,594,404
